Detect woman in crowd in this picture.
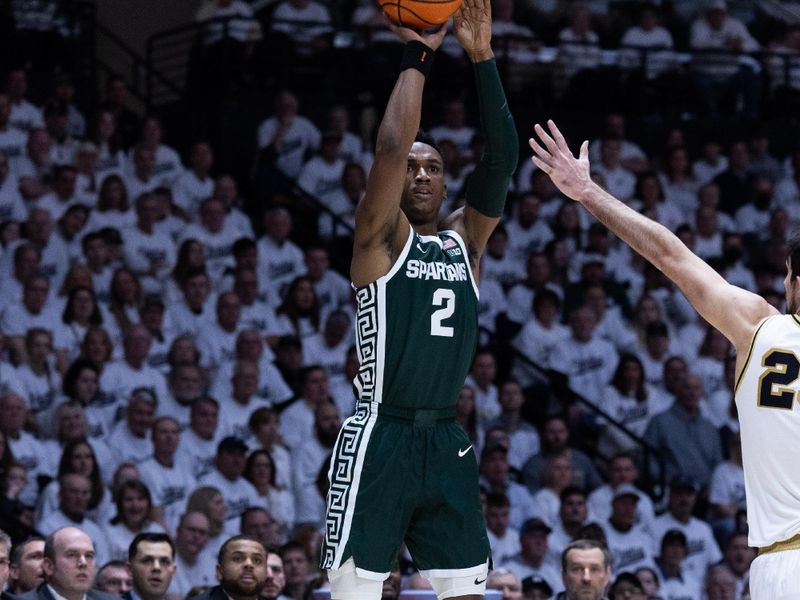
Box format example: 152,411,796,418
103,479,166,561
273,275,321,340
185,486,233,560
54,286,104,371
244,448,295,539
37,438,114,528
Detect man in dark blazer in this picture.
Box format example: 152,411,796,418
123,533,176,600
191,536,268,600
20,527,117,600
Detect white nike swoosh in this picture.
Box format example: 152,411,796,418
417,243,425,253
458,445,473,458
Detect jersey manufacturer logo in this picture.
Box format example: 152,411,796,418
416,243,425,253
474,576,487,585
458,445,473,457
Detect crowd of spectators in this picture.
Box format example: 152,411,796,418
2,0,799,599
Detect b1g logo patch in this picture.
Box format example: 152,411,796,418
446,247,462,257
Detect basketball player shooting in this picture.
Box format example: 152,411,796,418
530,120,800,599
319,1,518,599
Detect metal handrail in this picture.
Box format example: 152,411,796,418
479,324,667,500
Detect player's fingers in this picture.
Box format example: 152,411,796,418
528,137,552,161
534,123,559,155
532,156,553,175
580,140,589,161
547,120,569,153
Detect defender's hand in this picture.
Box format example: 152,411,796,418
529,120,594,202
453,0,493,62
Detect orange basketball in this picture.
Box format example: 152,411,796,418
378,0,463,31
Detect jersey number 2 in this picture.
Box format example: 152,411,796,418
430,288,455,337
758,350,800,409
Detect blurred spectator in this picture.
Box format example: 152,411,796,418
6,536,45,595
257,207,306,298
104,388,156,470
243,450,294,540
42,98,75,165
689,0,760,118
270,0,333,57
557,3,601,94
101,75,140,151
479,444,537,531
93,561,132,596
619,4,676,81
37,474,111,566
654,529,700,600
707,431,745,546
172,142,215,219
587,453,654,533
0,94,28,166
522,414,601,494
560,539,612,600
256,91,320,179
6,70,43,133
291,402,338,528
652,477,722,584
501,517,560,595
489,381,540,470
486,569,523,600
138,416,197,532
196,0,261,46
720,530,755,597
102,479,166,562
485,492,520,566
592,139,636,201
169,512,216,597
549,305,619,402
178,397,223,479
600,484,655,573
430,100,476,160
279,366,330,451
199,437,260,525
298,130,346,212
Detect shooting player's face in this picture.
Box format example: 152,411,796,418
402,142,446,226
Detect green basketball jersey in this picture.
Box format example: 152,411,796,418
353,225,479,410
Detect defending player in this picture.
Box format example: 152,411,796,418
319,1,518,599
529,120,799,599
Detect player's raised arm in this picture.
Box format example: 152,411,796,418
444,0,518,275
530,120,777,352
351,23,447,287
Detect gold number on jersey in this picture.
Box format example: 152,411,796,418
757,348,800,410
430,288,456,337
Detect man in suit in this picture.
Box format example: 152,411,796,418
1,529,14,600
125,533,176,600
7,536,45,595
191,536,268,600
20,527,117,600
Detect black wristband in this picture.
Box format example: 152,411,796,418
400,40,435,77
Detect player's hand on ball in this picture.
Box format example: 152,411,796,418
529,120,594,203
386,16,448,50
453,0,492,58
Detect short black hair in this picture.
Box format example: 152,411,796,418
414,130,443,158
10,536,44,565
218,535,265,565
129,532,175,562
